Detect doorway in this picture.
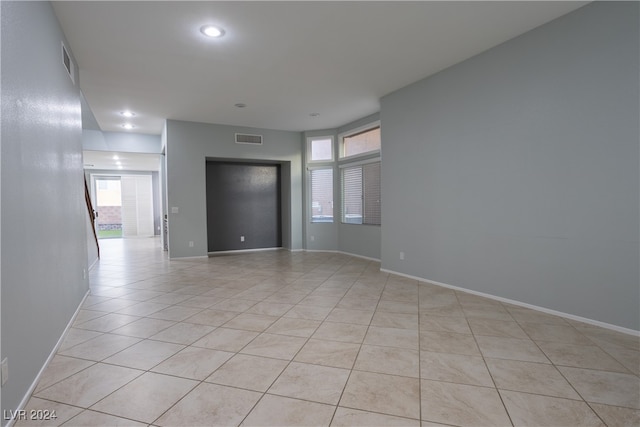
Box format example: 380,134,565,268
92,174,154,238
95,176,123,239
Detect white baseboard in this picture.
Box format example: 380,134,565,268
8,290,90,427
208,247,283,256
380,268,639,337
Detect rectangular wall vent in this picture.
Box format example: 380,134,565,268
61,42,75,84
235,133,263,145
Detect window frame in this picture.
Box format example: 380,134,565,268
306,135,334,163
338,120,381,160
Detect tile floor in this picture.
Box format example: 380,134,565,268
19,238,640,426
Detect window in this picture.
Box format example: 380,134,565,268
341,161,380,225
310,168,333,223
340,124,380,158
308,136,333,162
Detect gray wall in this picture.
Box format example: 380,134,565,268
1,1,89,418
380,2,639,330
83,129,162,153
165,120,303,258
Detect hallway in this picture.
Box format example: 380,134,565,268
17,238,640,426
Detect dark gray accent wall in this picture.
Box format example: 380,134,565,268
1,1,89,419
206,162,282,251
380,2,639,330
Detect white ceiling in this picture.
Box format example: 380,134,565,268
53,1,587,135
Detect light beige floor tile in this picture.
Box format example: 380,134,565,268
192,327,259,352
537,341,629,372
240,333,306,360
74,313,141,333
120,290,166,301
299,294,342,307
326,308,374,325
58,334,141,361
283,304,333,320
475,335,549,363
212,298,258,312
341,371,420,419
419,302,465,317
420,351,493,387
265,317,321,337
247,301,294,316
420,380,511,426
222,313,280,332
486,358,580,399
312,322,368,343
206,354,288,392
34,356,94,393
590,403,640,427
467,318,528,339
14,397,83,426
148,322,215,344
62,410,148,426
110,317,175,338
147,293,192,305
500,390,604,427
336,297,380,311
241,394,335,427
185,308,239,326
331,407,420,426
114,301,169,317
268,362,350,404
88,298,139,313
147,305,203,321
58,328,103,352
156,382,261,427
103,340,184,370
264,291,308,304
420,330,481,356
507,307,569,326
364,326,419,350
601,345,640,375
355,345,419,378
420,315,471,334
462,304,514,322
176,295,220,308
371,312,418,330
519,322,592,345
151,346,233,380
35,363,142,407
91,372,197,423
377,300,418,314
558,366,640,409
294,339,360,369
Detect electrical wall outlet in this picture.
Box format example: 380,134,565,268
188,241,194,247
310,235,315,242
240,236,245,242
399,251,405,260
1,358,8,386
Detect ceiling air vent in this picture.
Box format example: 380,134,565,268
235,133,263,145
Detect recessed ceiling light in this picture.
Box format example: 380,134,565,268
120,111,135,117
116,161,122,165
200,25,225,38
112,155,119,160
122,123,135,130
235,103,246,108
117,165,123,170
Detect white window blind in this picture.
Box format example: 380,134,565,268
310,168,333,223
342,161,380,225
